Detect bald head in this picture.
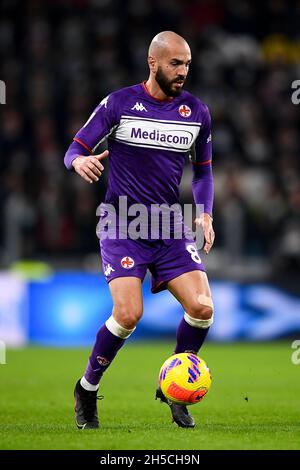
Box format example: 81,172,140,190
147,31,191,98
148,31,190,59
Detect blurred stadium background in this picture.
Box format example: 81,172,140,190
1,0,300,348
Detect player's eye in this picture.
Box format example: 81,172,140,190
170,61,191,67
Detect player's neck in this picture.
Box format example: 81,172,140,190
144,78,172,102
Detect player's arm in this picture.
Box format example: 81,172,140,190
64,95,117,184
190,105,215,254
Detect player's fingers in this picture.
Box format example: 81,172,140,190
207,228,215,245
203,227,210,243
86,161,102,177
204,241,212,254
90,157,104,172
203,229,214,252
83,167,99,182
94,150,109,161
78,169,93,184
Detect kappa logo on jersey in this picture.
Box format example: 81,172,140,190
179,104,191,117
121,256,135,269
131,102,148,112
207,133,212,143
104,264,115,276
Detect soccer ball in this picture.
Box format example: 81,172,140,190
159,353,212,405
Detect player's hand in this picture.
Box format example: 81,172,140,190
72,150,109,183
194,213,215,254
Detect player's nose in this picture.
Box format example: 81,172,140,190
176,70,186,81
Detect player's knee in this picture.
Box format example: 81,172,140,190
113,304,143,330
186,298,213,321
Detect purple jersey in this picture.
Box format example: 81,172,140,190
66,82,212,210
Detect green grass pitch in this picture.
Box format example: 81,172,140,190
0,341,299,450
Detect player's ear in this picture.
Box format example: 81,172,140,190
148,55,157,74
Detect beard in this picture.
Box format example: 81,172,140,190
155,66,185,97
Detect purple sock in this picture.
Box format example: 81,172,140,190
84,324,125,385
174,317,210,354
